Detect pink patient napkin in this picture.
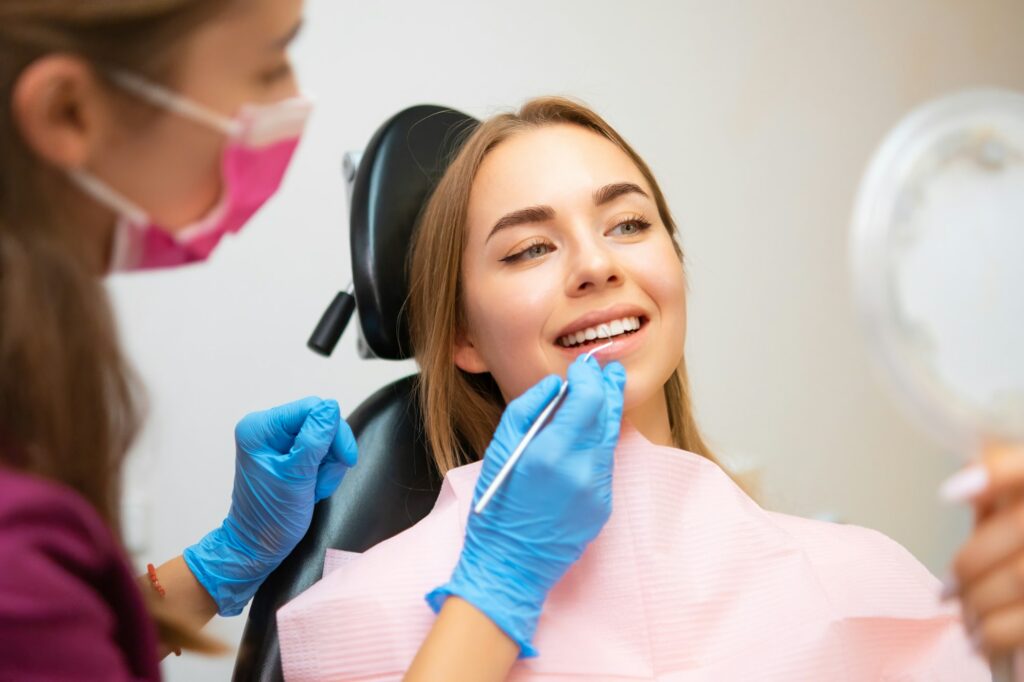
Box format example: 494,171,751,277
278,425,987,681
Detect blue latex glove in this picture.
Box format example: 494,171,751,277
184,396,358,616
426,355,627,657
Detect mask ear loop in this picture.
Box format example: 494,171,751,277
67,168,149,226
108,70,243,137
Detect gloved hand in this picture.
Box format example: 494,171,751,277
184,396,358,616
427,355,627,657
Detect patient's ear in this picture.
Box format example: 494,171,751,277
453,329,489,374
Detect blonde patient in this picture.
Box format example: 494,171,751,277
276,99,988,680
411,99,712,475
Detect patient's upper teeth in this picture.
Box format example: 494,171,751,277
558,315,643,347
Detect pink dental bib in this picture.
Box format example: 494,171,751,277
278,425,986,680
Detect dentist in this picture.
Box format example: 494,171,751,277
0,1,621,680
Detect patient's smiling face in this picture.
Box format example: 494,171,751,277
455,124,687,431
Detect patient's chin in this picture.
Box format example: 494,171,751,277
619,374,674,430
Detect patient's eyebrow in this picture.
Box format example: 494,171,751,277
486,205,556,243
484,183,649,244
593,182,649,206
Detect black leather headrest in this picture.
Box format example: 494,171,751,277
350,105,479,360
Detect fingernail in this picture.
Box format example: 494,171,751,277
939,573,960,601
939,465,989,504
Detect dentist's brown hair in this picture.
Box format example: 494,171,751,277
409,97,725,478
0,0,234,654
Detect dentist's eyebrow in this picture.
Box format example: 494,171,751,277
593,182,649,206
270,19,304,50
486,205,556,243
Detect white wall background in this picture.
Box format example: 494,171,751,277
104,1,1024,679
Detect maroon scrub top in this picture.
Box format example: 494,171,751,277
0,465,160,681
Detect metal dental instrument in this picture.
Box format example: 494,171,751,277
474,330,615,515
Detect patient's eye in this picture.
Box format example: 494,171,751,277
500,239,554,264
608,216,653,237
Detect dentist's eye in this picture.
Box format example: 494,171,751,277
608,216,652,237
259,62,294,85
500,239,555,263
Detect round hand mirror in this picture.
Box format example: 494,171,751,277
852,89,1024,457
852,88,1024,680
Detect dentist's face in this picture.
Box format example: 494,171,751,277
96,0,304,231
456,124,687,411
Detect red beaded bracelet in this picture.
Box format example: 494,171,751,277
145,563,181,657
146,563,166,597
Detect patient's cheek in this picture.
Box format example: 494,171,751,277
471,306,554,395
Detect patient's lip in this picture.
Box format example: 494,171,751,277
553,303,648,342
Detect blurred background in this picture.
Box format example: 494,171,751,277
105,1,1024,679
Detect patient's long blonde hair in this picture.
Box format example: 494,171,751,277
409,97,723,477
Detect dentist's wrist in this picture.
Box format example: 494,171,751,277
425,553,550,658
182,522,275,617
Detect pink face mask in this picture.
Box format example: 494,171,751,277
70,71,312,272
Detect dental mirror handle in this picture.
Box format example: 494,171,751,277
474,338,614,515
474,382,568,514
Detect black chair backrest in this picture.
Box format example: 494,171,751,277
232,105,479,681
351,105,480,359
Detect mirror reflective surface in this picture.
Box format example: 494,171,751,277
852,90,1024,456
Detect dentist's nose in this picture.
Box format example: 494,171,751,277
565,236,623,296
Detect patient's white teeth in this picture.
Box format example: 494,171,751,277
558,316,646,348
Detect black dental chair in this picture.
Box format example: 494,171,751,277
231,105,480,681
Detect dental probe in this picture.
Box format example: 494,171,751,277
474,332,615,515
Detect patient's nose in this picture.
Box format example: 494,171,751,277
565,237,622,295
